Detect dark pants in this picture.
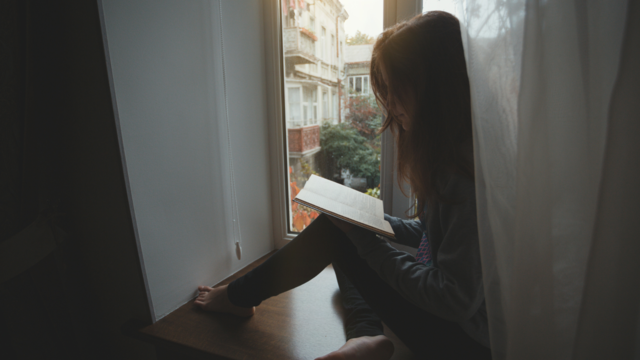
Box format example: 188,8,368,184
228,214,492,359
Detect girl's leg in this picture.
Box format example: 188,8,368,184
224,214,394,360
333,265,384,340
327,226,492,360
194,214,341,315
226,214,344,307
218,213,490,359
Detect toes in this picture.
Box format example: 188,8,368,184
198,285,213,292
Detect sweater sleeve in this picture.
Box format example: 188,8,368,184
344,175,485,322
384,214,423,248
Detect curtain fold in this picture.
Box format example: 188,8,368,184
459,0,636,358
572,2,640,358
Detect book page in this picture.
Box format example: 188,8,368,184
294,175,393,237
303,175,384,217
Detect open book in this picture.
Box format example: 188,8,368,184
293,175,395,239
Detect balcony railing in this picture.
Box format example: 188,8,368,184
283,27,317,65
288,124,320,157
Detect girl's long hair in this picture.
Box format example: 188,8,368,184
371,11,474,217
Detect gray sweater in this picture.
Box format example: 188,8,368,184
344,174,490,348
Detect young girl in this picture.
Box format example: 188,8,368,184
195,11,491,360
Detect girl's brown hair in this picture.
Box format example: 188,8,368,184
370,11,473,217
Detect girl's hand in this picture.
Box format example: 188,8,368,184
327,216,355,234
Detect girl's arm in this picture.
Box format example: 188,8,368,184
384,214,423,248
344,175,484,323
327,213,423,248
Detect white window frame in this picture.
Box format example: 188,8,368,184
312,88,318,124
263,0,423,248
287,85,303,127
332,93,338,123
331,33,336,62
322,91,328,121
321,26,326,60
348,75,370,96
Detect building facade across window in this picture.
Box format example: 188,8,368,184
281,0,383,234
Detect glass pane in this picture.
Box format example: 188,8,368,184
423,1,457,15
282,0,383,233
303,104,308,123
321,27,326,59
288,87,301,127
323,92,328,121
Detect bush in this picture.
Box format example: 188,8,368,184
320,122,380,181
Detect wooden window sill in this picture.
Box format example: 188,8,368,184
124,251,415,360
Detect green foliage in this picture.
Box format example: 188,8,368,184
343,92,383,150
299,158,317,178
346,30,375,45
365,187,380,199
320,122,380,180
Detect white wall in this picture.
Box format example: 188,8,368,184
99,0,274,321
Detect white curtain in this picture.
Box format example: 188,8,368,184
458,0,640,358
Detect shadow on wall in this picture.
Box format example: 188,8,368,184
0,1,154,359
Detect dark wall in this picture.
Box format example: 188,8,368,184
1,1,155,359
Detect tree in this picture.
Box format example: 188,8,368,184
319,122,380,181
342,90,383,149
346,30,375,45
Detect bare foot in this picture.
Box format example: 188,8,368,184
314,335,394,360
193,285,255,317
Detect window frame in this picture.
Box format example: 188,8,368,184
287,85,303,127
321,26,326,60
322,90,328,121
332,93,338,123
348,75,370,96
263,0,423,248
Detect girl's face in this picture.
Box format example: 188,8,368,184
380,65,414,131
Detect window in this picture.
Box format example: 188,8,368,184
313,90,318,122
348,75,370,96
321,27,326,60
332,93,338,123
331,34,335,59
281,0,385,234
322,91,328,121
288,87,301,127
303,87,318,125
